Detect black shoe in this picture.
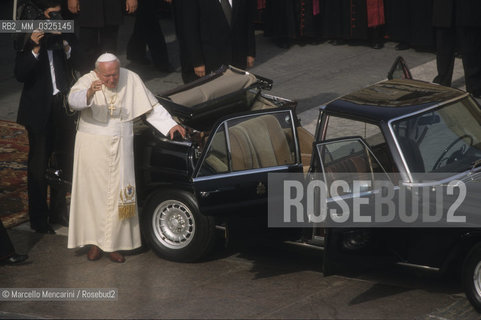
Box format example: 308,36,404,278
34,224,56,234
372,42,384,49
1,253,28,265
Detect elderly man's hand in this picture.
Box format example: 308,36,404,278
168,125,186,140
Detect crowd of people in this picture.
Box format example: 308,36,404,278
1,0,481,265
258,0,481,97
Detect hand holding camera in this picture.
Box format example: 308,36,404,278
30,30,44,54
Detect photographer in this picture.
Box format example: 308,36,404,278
14,0,76,234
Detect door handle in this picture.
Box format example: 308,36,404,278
200,186,236,198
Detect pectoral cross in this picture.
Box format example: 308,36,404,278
108,95,117,116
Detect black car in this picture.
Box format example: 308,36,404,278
46,61,481,311
132,66,312,262
301,59,481,312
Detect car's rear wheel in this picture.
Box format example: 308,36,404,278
462,243,481,312
141,190,216,262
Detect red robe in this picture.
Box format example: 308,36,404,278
367,0,385,27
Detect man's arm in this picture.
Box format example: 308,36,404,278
68,79,101,110
146,104,186,138
14,31,44,83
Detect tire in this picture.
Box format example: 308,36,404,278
141,190,216,262
462,243,481,312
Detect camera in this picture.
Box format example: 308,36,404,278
41,10,65,50
13,0,65,51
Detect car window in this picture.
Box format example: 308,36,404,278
392,97,481,173
325,116,396,172
198,126,229,176
317,138,386,195
198,111,297,176
228,112,296,171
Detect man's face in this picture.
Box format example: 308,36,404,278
95,61,120,89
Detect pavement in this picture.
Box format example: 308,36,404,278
1,3,480,319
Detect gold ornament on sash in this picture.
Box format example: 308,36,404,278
119,184,136,220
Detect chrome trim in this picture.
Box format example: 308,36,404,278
283,240,325,251
193,165,293,182
402,167,481,188
396,262,440,272
223,122,232,170
289,109,301,164
387,94,469,182
156,136,192,147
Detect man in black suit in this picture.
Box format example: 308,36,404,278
180,0,256,83
14,0,75,234
67,0,138,73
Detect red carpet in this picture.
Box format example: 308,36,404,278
0,120,29,228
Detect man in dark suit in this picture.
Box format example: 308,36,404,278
15,0,75,234
67,0,138,73
180,0,256,83
433,0,481,97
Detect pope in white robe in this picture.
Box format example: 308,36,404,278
67,53,185,262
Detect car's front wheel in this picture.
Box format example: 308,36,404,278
141,190,216,262
462,243,481,312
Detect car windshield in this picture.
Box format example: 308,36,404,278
391,97,481,173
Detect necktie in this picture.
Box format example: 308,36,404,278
220,0,232,27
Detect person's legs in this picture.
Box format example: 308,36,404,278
0,219,28,264
459,26,481,96
141,0,172,71
48,95,75,226
0,219,15,259
26,124,53,232
433,27,456,87
78,27,100,72
100,25,120,54
127,2,149,63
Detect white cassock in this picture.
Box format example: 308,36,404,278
67,68,177,252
